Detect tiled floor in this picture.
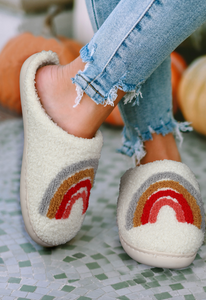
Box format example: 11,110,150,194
0,118,206,300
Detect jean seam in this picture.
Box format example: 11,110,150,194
91,0,100,30
88,0,157,88
77,74,105,98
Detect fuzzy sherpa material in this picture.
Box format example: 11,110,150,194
117,160,204,258
20,51,103,246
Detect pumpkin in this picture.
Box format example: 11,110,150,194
171,52,187,114
178,56,206,136
105,52,187,126
0,32,82,114
104,105,124,127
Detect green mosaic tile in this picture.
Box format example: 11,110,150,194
169,283,184,290
86,262,101,270
100,223,110,228
17,298,31,300
0,211,7,215
95,274,108,280
134,276,146,284
54,273,67,279
38,249,52,255
5,198,16,202
142,270,154,278
8,277,21,283
0,257,4,264
118,296,130,300
195,253,201,260
155,274,168,281
102,242,110,248
114,246,124,250
148,281,161,288
92,216,103,222
118,270,126,275
76,297,92,300
20,243,36,253
97,169,109,174
97,198,108,203
141,283,150,289
61,285,75,292
73,253,86,259
91,253,105,260
203,286,206,292
109,182,118,187
184,295,196,300
112,281,130,290
95,177,105,182
104,249,115,255
173,274,186,281
20,285,37,292
164,270,172,277
68,279,79,283
106,204,116,209
127,265,136,271
151,268,164,273
81,225,92,231
118,253,131,261
181,268,193,275
80,235,93,242
19,260,31,268
0,229,6,235
154,292,172,300
41,296,55,300
60,244,76,250
0,245,9,253
63,256,77,263
127,280,136,286
0,219,3,224
9,210,21,216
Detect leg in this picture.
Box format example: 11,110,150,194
86,0,181,164
118,56,182,164
37,0,206,140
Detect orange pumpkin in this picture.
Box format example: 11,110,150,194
105,51,187,126
178,56,206,136
171,52,187,114
104,105,124,127
0,32,82,114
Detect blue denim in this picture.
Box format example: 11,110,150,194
73,0,206,161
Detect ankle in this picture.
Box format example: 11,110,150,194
140,133,181,165
35,56,125,139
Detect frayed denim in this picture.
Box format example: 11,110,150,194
72,0,206,162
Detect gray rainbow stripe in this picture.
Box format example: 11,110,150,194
39,159,99,216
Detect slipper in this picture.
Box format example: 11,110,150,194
117,160,205,268
20,51,103,247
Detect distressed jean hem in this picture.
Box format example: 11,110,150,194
117,119,193,163
72,44,144,107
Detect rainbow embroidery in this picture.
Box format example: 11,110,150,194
126,172,205,231
39,159,98,220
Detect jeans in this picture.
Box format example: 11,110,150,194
72,0,206,161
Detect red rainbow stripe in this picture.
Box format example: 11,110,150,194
55,179,91,220
148,198,186,223
141,189,194,225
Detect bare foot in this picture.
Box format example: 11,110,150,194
140,133,181,165
35,56,125,139
35,56,181,164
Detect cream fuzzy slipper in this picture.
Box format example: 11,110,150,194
117,160,205,268
20,51,103,247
